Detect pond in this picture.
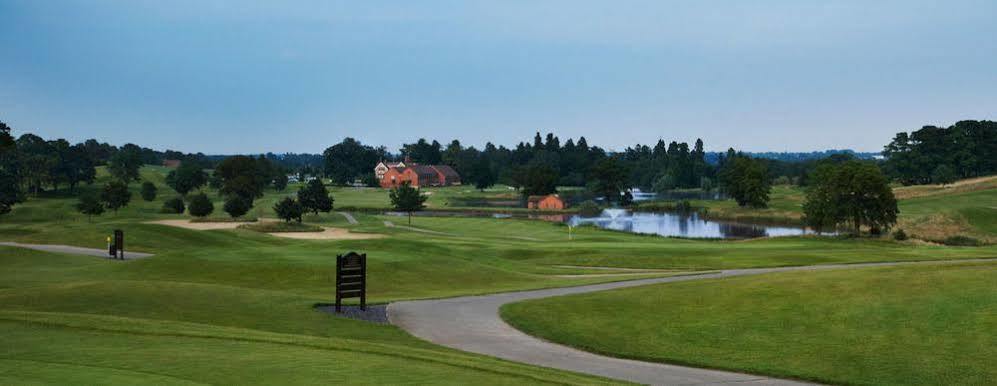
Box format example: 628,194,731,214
629,188,726,202
567,209,819,239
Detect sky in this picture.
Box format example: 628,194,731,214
1,0,996,154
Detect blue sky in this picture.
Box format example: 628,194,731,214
1,0,995,154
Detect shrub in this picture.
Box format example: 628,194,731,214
187,193,214,217
238,221,322,233
273,197,304,223
100,180,132,213
675,200,693,212
223,196,253,218
75,192,104,222
892,229,908,241
140,181,157,201
941,235,982,247
161,197,186,214
577,200,601,217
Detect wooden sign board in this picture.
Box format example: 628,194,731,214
335,252,366,312
113,229,124,260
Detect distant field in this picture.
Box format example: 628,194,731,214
503,261,997,386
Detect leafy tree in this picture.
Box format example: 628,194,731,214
100,180,132,213
76,191,104,222
64,144,96,192
322,138,387,185
389,182,427,225
589,157,629,202
803,161,899,234
107,144,143,183
273,197,304,223
719,156,771,208
223,196,252,218
472,157,496,191
0,122,22,214
187,192,214,217
140,181,157,201
519,164,559,198
162,197,185,214
166,162,207,195
297,179,333,215
273,173,289,191
215,155,270,201
16,133,54,195
931,164,957,186
401,138,443,164
883,120,997,185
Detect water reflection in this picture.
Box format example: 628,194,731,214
568,209,817,239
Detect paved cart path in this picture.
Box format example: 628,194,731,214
0,242,153,260
338,212,359,225
390,258,997,386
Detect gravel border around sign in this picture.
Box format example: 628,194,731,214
315,304,388,324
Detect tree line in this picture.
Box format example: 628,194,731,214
883,120,997,185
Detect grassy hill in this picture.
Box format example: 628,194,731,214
503,261,997,385
2,166,996,383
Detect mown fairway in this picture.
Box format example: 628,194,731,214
2,166,997,384
503,262,997,385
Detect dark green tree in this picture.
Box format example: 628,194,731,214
931,164,957,186
589,157,629,202
803,161,899,234
273,173,289,191
187,192,214,217
519,164,559,198
215,155,270,201
162,197,185,214
107,144,143,183
165,162,207,195
472,157,496,191
140,181,157,201
76,191,104,222
719,156,771,208
100,180,132,213
322,138,387,185
273,197,304,223
223,196,252,218
297,179,334,215
389,182,427,225
0,122,22,214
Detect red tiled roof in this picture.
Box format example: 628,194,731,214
430,165,460,178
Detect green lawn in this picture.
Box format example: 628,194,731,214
2,165,997,384
502,262,997,385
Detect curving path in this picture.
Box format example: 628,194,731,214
389,258,997,385
0,242,153,260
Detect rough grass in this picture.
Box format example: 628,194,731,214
238,221,324,233
503,262,997,386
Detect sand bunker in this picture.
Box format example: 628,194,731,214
148,219,383,240
268,227,384,240
147,219,258,230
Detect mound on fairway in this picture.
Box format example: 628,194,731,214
502,262,997,386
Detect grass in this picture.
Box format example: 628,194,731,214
502,261,997,385
238,221,324,233
3,165,997,383
190,216,258,223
